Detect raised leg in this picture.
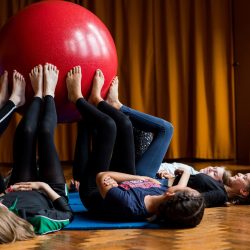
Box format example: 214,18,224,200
9,68,41,185
66,66,116,191
121,105,173,177
106,76,173,177
94,71,136,174
0,70,26,135
38,63,64,184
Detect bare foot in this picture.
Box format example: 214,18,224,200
29,65,43,98
9,70,26,107
43,63,59,97
66,66,83,103
88,69,104,106
105,76,122,110
0,71,9,109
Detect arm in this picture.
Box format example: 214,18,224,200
9,182,60,201
193,174,228,207
9,182,73,234
96,171,161,198
10,181,72,213
167,167,191,192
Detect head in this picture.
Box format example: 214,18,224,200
199,166,231,184
226,173,250,204
0,205,35,244
156,187,205,228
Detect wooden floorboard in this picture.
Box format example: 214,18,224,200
0,160,250,249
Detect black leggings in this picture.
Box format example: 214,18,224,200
0,100,16,136
9,96,65,185
74,99,135,197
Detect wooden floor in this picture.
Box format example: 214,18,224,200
1,160,250,250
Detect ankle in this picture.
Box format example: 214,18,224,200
90,96,103,106
9,95,20,107
114,101,122,110
107,100,122,110
43,90,55,98
73,94,83,103
34,90,43,98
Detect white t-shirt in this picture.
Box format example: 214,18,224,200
158,162,199,176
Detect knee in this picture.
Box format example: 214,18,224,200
16,123,36,139
118,114,133,132
38,122,53,138
159,119,174,136
102,117,117,135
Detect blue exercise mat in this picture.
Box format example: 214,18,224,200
64,192,159,230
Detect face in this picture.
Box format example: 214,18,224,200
199,166,225,182
228,173,250,194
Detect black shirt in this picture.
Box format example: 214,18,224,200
174,173,228,207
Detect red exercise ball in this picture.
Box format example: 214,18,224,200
0,1,118,123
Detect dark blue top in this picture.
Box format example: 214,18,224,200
88,179,167,221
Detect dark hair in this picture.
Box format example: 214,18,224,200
156,191,205,228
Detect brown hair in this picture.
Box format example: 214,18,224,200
0,208,36,244
157,191,205,228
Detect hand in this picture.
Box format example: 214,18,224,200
10,183,32,192
12,181,45,191
174,169,184,176
103,176,118,187
157,170,174,179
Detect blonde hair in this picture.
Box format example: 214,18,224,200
0,208,36,244
222,169,232,185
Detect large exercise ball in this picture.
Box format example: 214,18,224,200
0,1,118,122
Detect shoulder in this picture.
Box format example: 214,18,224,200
191,174,225,191
193,173,219,183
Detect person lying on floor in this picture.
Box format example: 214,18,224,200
73,72,250,208
66,66,205,228
0,64,73,244
103,77,250,207
157,163,231,185
68,72,224,208
128,120,231,185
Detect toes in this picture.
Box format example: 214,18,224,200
68,69,72,77
38,64,43,73
76,66,81,73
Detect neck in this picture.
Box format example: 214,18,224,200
224,185,238,198
144,194,166,214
